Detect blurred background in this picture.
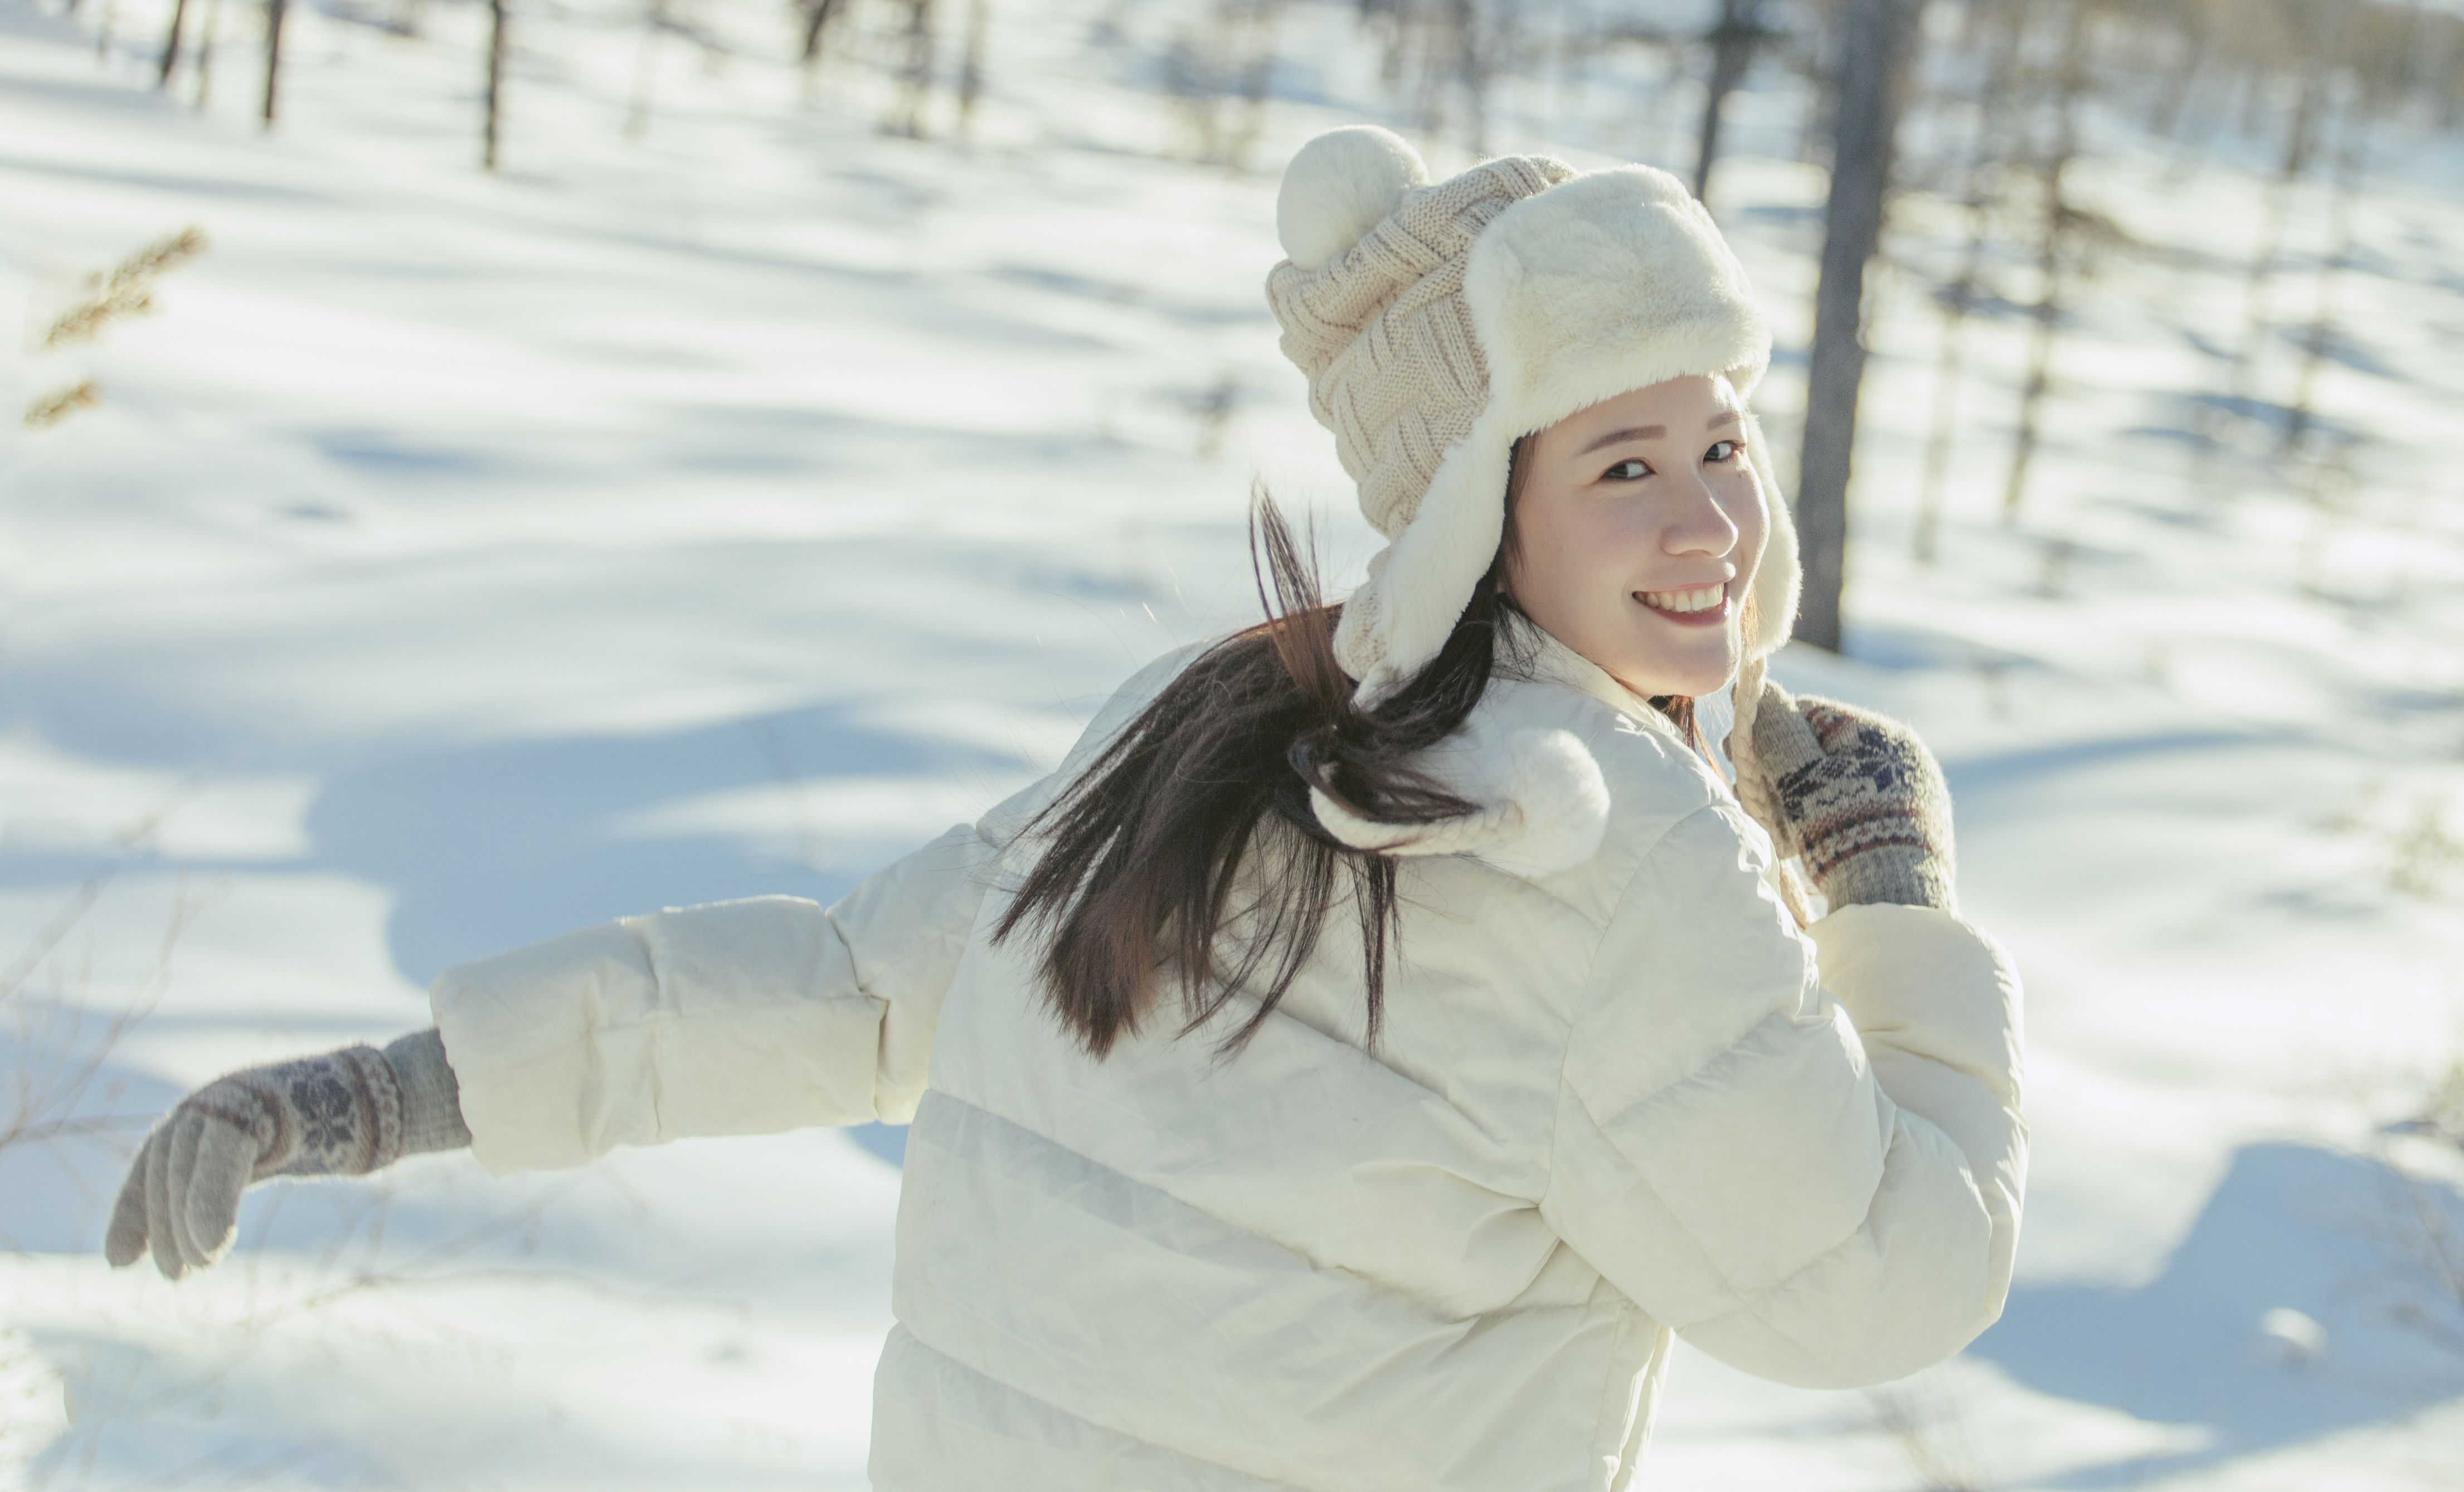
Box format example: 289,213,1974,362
3,0,2463,1486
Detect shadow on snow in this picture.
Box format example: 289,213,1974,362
1970,1142,2464,1485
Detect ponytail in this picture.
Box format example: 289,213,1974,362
992,485,1529,1058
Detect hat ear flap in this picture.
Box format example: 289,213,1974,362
1741,409,1799,658
1276,127,1430,271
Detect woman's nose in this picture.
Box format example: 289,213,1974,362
1661,474,1741,557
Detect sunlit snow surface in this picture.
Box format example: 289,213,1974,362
4,0,2464,1485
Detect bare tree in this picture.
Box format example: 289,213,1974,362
483,0,509,169
1165,0,1285,167
2283,88,2369,457
158,0,191,88
957,0,990,137
1794,0,1926,652
890,0,937,137
1913,0,2025,565
193,0,224,107
2000,0,2091,526
1445,0,1491,155
626,0,669,141
260,0,288,126
796,0,849,100
1692,0,1768,203
1353,0,1513,158
2219,62,2321,459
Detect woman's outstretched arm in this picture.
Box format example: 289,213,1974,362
431,821,1000,1174
104,818,1004,1278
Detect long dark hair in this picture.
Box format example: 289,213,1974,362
994,444,1699,1058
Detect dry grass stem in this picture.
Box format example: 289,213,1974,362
3,798,211,1163
2390,799,2462,898
21,380,100,430
36,226,210,351
1870,1375,1990,1492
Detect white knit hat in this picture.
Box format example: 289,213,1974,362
1266,127,1801,709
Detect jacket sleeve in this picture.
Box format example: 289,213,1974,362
1539,800,2025,1389
430,822,1001,1175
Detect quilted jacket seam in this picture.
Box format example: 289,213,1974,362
1539,800,1718,1228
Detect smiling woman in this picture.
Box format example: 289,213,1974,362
101,125,2024,1492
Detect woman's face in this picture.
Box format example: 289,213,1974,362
1503,374,1767,700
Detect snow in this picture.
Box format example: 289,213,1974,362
4,0,2464,1486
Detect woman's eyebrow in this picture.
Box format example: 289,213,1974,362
1576,425,1665,454
1575,410,1741,455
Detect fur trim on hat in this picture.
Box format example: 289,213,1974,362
1308,726,1610,878
1276,126,1432,271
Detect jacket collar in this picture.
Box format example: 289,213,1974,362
1507,615,1692,744
1308,617,1711,880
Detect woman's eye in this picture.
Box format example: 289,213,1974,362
1602,459,1653,480
1705,439,1740,463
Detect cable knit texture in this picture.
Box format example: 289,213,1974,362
1267,152,1573,545
1746,684,1958,914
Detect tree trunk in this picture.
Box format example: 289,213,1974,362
2000,0,2089,527
957,0,989,135
893,0,936,137
483,0,508,168
799,0,842,67
1692,0,1762,203
259,0,286,125
1227,0,1284,168
194,0,223,106
1792,0,1924,653
2283,94,2365,457
1449,0,1486,156
158,0,191,88
625,0,665,142
1914,0,2025,566
2204,68,2319,489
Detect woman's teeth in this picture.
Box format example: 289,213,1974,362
1640,584,1725,614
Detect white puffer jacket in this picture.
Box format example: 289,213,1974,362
431,634,2026,1492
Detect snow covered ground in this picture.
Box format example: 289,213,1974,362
3,0,2463,1486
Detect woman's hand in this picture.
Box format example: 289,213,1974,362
105,1031,468,1279
1743,683,1958,914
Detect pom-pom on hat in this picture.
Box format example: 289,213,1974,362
1265,127,1799,710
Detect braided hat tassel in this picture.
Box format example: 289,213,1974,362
1724,642,1816,929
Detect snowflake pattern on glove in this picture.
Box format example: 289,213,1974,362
1773,722,1929,854
284,1067,363,1167
197,1047,407,1180
1762,697,1956,911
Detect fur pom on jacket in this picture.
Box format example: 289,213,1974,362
430,639,2026,1492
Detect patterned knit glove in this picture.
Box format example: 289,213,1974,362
104,1028,470,1280
1744,685,1958,913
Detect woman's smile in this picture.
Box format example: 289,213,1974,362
1636,581,1732,626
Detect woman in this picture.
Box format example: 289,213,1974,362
105,128,2025,1491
